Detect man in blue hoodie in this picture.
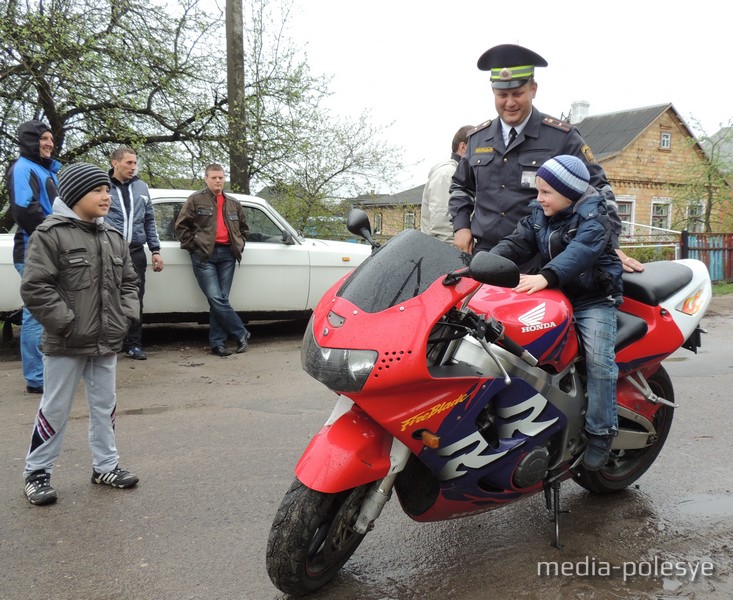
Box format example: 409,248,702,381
105,146,164,360
8,120,61,394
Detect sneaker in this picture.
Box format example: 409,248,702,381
236,331,251,353
24,470,57,505
91,465,139,489
26,385,44,394
126,346,147,360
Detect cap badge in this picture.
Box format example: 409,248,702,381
499,68,512,81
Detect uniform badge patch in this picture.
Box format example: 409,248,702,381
581,144,596,163
475,147,493,153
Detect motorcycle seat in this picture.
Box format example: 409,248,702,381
615,311,648,352
621,261,693,306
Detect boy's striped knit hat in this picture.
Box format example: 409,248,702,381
536,155,590,202
58,163,110,208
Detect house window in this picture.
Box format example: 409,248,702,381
404,212,415,229
374,212,383,234
686,201,705,233
650,198,671,230
616,196,635,237
660,131,671,150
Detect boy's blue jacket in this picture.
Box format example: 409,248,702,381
490,188,624,310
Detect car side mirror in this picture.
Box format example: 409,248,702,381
282,231,295,245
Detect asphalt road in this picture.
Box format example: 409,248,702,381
1,299,732,600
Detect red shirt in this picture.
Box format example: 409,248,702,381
215,193,230,245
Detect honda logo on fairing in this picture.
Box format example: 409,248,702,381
518,302,555,333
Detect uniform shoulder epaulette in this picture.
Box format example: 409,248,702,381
541,116,572,132
468,119,492,136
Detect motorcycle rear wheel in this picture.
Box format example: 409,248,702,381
575,366,674,494
266,478,369,596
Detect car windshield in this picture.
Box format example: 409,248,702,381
336,229,468,313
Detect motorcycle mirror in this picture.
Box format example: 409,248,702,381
469,252,520,287
347,208,380,249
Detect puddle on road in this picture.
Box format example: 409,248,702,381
677,494,733,517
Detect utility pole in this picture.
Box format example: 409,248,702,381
226,0,250,193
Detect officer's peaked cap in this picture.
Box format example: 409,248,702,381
477,44,548,89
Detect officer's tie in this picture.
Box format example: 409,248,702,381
508,127,517,146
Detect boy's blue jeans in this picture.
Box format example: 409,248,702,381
573,303,618,437
14,263,44,389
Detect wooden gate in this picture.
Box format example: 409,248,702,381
681,232,733,282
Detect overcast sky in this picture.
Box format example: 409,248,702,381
288,0,732,193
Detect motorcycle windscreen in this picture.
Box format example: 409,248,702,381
336,229,469,313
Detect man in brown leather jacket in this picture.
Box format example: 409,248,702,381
175,164,250,356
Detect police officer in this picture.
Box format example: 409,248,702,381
449,43,643,272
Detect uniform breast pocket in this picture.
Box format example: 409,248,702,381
60,250,91,290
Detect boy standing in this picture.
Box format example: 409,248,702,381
490,155,624,471
21,163,141,505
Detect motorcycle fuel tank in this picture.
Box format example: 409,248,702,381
468,285,578,372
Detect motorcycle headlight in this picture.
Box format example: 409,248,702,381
301,318,377,393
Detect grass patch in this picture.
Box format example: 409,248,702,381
712,281,733,296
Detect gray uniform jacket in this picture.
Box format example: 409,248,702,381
20,199,140,356
449,109,620,251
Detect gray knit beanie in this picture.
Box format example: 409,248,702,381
58,163,110,208
536,155,590,202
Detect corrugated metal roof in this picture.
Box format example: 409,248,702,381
575,103,671,159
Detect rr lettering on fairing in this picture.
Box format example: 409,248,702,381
437,393,557,481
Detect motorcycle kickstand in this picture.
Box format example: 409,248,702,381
543,479,569,550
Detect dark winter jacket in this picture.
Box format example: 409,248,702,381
7,120,61,263
174,187,249,261
105,173,161,251
20,199,140,356
490,189,623,310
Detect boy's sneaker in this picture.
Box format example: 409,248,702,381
126,346,147,360
91,465,139,489
24,470,58,505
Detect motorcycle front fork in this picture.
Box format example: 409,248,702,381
353,439,411,535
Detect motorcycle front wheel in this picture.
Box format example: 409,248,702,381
575,366,674,494
266,478,370,596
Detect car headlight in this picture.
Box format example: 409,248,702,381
301,317,377,393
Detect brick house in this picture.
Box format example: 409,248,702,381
574,103,730,237
354,104,730,241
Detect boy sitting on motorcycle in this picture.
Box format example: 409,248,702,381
490,154,624,470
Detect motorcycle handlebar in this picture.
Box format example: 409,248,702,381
481,316,539,367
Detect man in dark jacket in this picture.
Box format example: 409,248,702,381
174,164,250,356
105,146,164,360
8,120,61,394
449,43,643,274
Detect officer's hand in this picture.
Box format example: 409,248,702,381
454,229,474,254
615,249,644,273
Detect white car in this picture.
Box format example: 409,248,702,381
0,189,371,326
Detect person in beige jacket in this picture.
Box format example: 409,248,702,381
420,125,472,242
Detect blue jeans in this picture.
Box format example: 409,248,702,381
574,303,618,437
14,263,44,388
190,246,247,348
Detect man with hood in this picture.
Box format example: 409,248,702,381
8,119,61,394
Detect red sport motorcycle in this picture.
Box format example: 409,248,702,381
266,210,711,596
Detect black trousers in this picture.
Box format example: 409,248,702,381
125,246,147,350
